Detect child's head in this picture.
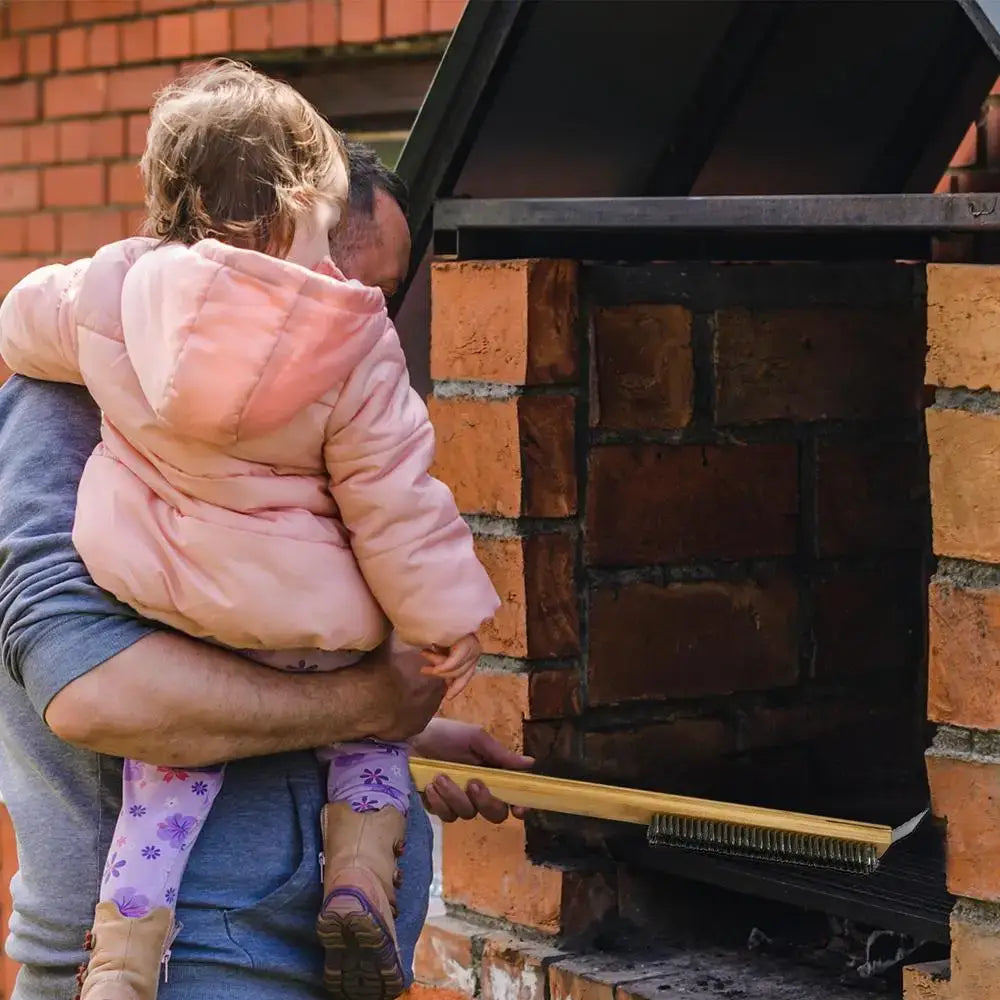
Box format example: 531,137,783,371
141,60,348,267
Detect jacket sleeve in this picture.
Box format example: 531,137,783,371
0,260,88,386
324,323,499,649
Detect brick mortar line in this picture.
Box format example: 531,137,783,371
590,417,923,448
586,551,925,586
465,514,577,538
934,557,1000,589
931,724,1000,763
577,680,909,732
933,386,1000,414
440,902,567,952
478,654,578,675
953,897,1000,928
574,294,594,739
797,433,819,680
432,380,580,400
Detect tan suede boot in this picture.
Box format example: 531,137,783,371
76,902,177,1000
317,802,406,1000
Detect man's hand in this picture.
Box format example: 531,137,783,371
368,635,447,742
410,718,533,824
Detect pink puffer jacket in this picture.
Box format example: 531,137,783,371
0,237,499,651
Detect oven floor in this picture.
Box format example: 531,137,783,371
555,945,897,999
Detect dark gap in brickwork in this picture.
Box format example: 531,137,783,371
527,261,931,867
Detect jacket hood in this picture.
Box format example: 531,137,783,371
80,238,388,446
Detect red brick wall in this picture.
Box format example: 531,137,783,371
0,0,465,296
429,258,930,931
0,2,465,992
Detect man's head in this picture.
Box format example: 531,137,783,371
330,141,412,298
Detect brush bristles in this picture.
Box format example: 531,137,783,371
647,814,881,875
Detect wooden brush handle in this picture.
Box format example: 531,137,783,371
409,757,893,849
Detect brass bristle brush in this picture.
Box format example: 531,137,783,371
409,758,927,875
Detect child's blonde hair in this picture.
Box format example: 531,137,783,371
141,60,348,258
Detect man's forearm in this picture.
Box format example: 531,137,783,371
45,632,391,766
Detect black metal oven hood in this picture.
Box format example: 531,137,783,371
392,0,1000,390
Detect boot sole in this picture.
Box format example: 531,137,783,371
317,888,405,1000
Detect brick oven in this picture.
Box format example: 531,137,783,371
392,3,1000,999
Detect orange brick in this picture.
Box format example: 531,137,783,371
385,0,429,37
473,534,578,658
481,935,559,1000
126,113,149,156
436,672,528,753
528,670,581,719
60,208,126,253
157,12,192,59
59,116,124,162
0,805,19,994
57,26,88,70
0,37,24,80
43,163,104,207
0,168,40,211
120,19,156,63
71,0,137,18
927,264,1000,390
414,916,479,993
232,3,271,50
549,963,615,1000
928,752,1000,900
0,216,27,255
588,578,798,705
429,0,464,33
139,0,190,10
952,123,979,169
431,260,577,384
951,904,1000,1000
929,581,1000,729
43,71,106,118
405,986,471,1000
0,80,39,124
107,160,143,205
341,0,382,43
271,0,310,49
192,8,230,55
428,395,576,517
715,303,923,423
927,407,1000,562
0,127,27,167
125,207,146,237
271,0,310,48
25,123,57,163
586,442,797,565
593,305,692,429
9,0,68,33
88,22,119,67
0,258,43,296
107,65,175,112
442,816,562,932
310,0,339,46
26,33,54,75
26,213,58,254
903,961,951,1000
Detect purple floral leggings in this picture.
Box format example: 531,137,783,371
99,649,411,919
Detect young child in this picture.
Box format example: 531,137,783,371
0,61,499,1000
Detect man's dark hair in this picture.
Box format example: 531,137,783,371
344,140,409,218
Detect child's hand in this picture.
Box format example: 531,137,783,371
421,634,480,699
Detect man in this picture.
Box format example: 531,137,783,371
0,142,525,999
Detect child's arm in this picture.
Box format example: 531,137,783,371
422,634,480,699
324,320,500,652
0,259,88,385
